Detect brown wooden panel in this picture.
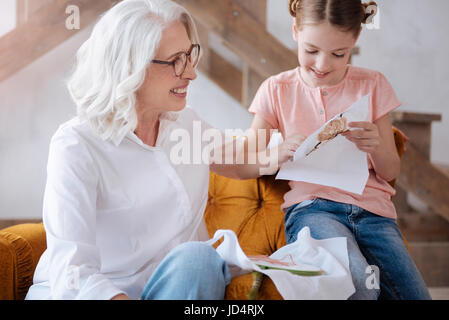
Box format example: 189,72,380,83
199,50,242,102
235,0,266,108
398,211,449,242
16,0,28,26
196,20,211,73
394,122,432,160
16,0,57,26
409,242,449,287
234,0,267,26
28,0,57,15
437,164,449,178
392,112,441,160
397,143,449,222
242,64,264,108
391,111,442,124
196,20,243,102
0,0,117,83
174,0,298,78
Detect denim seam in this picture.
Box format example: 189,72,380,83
347,212,358,239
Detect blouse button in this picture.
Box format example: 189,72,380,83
322,91,328,96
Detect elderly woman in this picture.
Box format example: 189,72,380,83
25,0,220,300
25,0,299,300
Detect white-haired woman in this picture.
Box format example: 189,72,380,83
25,0,301,300
25,0,231,300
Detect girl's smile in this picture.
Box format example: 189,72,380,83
293,21,359,88
311,68,331,79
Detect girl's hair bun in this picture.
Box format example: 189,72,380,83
362,1,378,24
289,0,302,18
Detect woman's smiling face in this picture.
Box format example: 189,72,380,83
136,20,197,114
293,21,360,87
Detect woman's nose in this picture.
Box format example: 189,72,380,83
181,59,197,80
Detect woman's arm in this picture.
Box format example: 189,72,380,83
44,130,126,300
341,113,400,182
210,115,305,180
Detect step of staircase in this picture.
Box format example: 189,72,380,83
409,242,449,287
428,287,449,300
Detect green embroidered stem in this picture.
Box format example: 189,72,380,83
246,271,264,300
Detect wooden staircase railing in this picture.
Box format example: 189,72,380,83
391,112,449,225
0,0,117,83
174,0,298,79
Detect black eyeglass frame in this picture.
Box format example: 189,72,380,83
151,44,200,77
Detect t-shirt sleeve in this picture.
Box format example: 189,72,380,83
248,78,279,129
371,72,402,122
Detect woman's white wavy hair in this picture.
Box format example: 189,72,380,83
67,0,199,145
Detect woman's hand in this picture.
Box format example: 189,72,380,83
277,134,306,165
341,121,380,155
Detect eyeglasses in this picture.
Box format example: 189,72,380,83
151,44,200,77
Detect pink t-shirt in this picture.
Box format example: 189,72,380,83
248,65,401,219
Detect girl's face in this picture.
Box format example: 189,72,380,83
293,21,360,88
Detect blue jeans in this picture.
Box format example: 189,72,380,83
141,242,231,300
285,198,431,300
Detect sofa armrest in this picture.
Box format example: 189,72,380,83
0,223,46,300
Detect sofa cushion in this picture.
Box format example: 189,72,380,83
0,223,46,300
0,231,34,300
204,172,290,299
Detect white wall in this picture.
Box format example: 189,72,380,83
0,0,448,219
352,0,449,166
0,0,16,37
0,25,92,219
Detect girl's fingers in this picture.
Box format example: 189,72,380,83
343,129,377,139
341,125,380,154
287,150,295,160
345,137,379,151
287,143,300,151
348,122,376,130
359,147,375,153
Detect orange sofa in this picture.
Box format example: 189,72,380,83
0,128,406,300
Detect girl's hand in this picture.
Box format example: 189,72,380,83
341,121,380,154
277,134,306,165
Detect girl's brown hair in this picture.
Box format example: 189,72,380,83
289,0,378,38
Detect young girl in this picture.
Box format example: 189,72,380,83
246,0,431,300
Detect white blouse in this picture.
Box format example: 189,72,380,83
26,107,211,300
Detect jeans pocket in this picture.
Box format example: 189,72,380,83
285,199,319,232
295,199,317,210
292,198,319,212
